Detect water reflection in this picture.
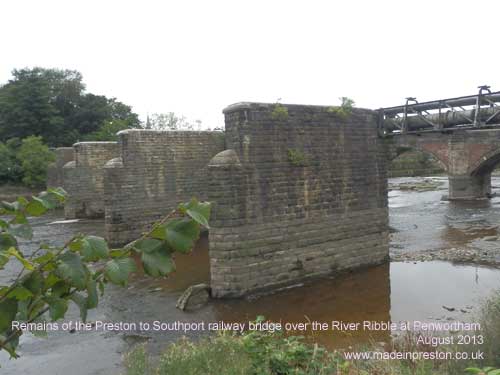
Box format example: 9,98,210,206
138,241,500,350
212,264,391,348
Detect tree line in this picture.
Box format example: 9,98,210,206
0,67,207,188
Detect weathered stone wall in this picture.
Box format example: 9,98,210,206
47,147,74,188
208,103,389,297
104,130,225,246
63,142,118,219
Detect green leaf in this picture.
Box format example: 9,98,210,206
6,286,33,301
184,198,211,228
44,273,60,289
7,247,34,270
0,233,17,251
464,369,482,374
141,250,175,277
68,237,83,252
56,252,87,290
0,218,8,229
81,236,109,261
10,213,28,224
8,224,33,240
104,258,137,286
37,192,57,209
45,297,68,321
70,236,109,261
86,279,98,309
34,251,55,264
0,250,10,269
70,293,88,322
23,271,44,294
51,281,70,297
109,249,127,258
0,298,18,332
16,196,29,207
25,198,47,216
488,370,500,375
0,330,19,358
47,187,67,203
27,297,46,321
133,238,163,253
150,225,167,240
165,219,200,253
16,299,29,321
1,201,16,213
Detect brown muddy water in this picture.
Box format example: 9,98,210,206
1,177,500,374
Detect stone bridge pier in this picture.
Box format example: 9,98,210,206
387,129,500,200
63,142,119,218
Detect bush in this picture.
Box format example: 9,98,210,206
16,136,55,188
478,290,500,367
82,119,133,141
0,141,22,184
125,327,342,375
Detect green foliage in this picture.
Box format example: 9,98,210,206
124,307,500,375
0,190,211,360
81,119,133,141
125,322,342,375
0,141,22,184
478,290,500,368
145,113,202,131
465,367,500,374
271,103,289,122
287,148,308,167
16,136,55,188
328,97,355,119
0,67,140,147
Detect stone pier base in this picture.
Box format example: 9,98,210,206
448,174,492,200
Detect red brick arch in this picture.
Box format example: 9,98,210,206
391,140,449,172
468,147,500,176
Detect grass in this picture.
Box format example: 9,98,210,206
124,291,500,375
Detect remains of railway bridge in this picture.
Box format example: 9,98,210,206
51,86,500,296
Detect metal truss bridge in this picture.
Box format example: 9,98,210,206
378,85,500,136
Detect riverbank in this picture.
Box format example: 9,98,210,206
392,246,500,267
124,288,500,374
389,176,500,269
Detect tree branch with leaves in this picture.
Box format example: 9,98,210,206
0,188,211,360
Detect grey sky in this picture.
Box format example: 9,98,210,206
2,0,499,129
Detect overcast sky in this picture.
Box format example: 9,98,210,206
1,0,499,129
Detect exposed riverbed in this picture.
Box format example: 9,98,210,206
1,177,500,374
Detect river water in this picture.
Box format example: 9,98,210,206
1,176,500,374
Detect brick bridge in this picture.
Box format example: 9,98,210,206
381,87,500,200
387,130,500,199
47,89,500,297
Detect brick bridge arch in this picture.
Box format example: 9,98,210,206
385,129,500,199
468,147,500,176
386,134,450,173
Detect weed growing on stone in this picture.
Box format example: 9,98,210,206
328,97,355,119
287,148,308,167
271,103,289,122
